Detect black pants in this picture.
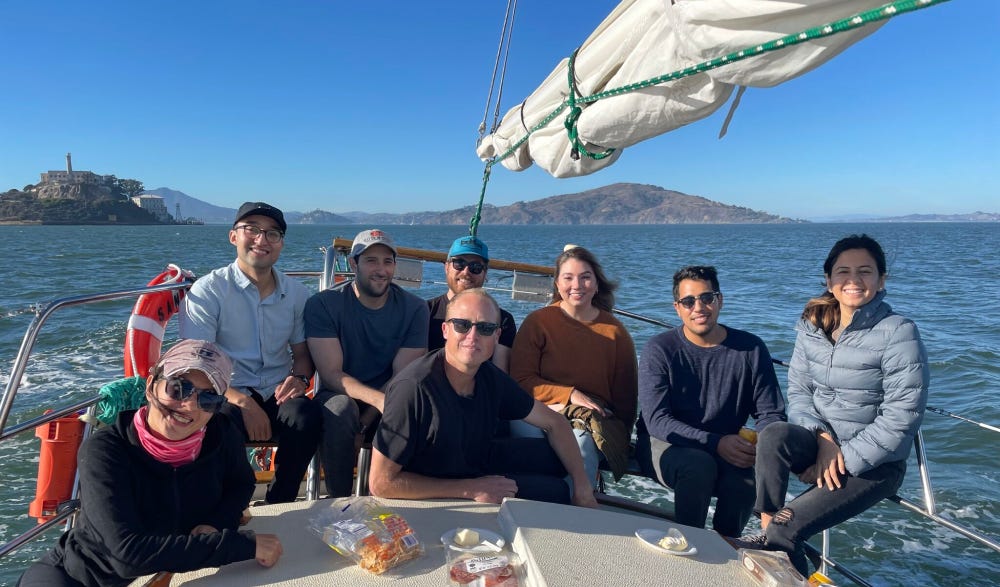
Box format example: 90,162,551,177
18,559,85,587
636,430,755,537
754,422,906,575
486,436,570,504
221,389,323,504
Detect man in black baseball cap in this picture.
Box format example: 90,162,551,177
180,199,321,504
234,201,287,233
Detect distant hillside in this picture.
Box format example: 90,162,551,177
876,212,1000,223
346,183,801,225
297,209,354,224
812,211,1000,223
142,187,234,224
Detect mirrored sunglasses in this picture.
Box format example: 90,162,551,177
675,291,721,309
448,258,486,275
163,377,226,413
446,318,499,336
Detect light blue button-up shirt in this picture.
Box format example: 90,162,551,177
179,261,310,399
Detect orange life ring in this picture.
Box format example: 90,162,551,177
124,264,195,378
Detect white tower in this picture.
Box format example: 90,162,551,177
175,203,182,222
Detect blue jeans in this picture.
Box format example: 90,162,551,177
508,418,602,490
635,429,755,537
754,422,907,575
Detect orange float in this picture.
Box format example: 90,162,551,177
124,264,195,378
29,413,86,522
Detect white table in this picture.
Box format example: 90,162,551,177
140,497,757,587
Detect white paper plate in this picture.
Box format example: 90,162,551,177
441,527,505,553
635,528,698,556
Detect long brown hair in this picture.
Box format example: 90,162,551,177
550,246,618,312
803,234,887,337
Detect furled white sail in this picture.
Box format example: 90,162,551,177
476,0,889,178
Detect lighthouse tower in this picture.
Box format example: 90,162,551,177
66,153,73,176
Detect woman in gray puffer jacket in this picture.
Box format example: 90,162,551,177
744,234,929,576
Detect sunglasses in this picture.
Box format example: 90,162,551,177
446,318,500,336
675,291,721,309
163,377,226,413
448,258,486,275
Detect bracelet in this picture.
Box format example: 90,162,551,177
292,374,310,386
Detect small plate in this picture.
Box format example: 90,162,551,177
635,528,698,556
441,528,505,553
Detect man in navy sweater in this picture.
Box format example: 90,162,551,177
635,266,786,537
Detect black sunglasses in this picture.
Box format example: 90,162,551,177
446,318,500,336
163,377,226,413
675,291,721,309
448,258,486,275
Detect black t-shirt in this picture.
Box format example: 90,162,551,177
375,350,534,478
426,293,518,352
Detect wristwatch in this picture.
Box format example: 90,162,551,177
292,374,310,386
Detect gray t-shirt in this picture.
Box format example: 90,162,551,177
304,283,429,390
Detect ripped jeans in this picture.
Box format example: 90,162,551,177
754,422,906,575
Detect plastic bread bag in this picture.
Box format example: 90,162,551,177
309,496,424,574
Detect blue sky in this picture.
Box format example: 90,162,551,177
1,1,996,219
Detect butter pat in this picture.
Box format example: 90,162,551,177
454,529,480,547
657,528,688,551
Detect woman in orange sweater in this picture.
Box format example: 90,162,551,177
510,246,638,489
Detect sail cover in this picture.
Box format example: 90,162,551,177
476,0,890,178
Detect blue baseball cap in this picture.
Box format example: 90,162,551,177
447,236,489,262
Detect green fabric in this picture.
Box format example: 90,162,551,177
95,376,148,425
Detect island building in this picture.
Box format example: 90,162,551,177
131,194,170,222
38,153,115,188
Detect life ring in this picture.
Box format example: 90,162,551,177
124,264,196,378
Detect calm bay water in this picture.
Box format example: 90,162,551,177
1,223,998,586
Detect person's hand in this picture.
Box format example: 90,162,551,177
717,434,756,468
273,375,309,405
571,486,599,509
815,432,846,490
190,524,219,536
235,397,271,441
465,475,518,504
254,533,283,568
568,389,606,417
797,464,819,484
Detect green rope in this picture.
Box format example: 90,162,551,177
565,48,617,162
95,376,148,425
468,0,949,231
468,164,491,236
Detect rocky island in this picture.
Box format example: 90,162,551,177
0,154,167,225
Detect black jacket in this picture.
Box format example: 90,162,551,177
43,409,257,587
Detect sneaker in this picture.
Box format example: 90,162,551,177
730,533,769,550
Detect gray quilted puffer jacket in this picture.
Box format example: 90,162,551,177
787,290,929,476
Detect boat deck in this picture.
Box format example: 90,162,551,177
143,498,757,586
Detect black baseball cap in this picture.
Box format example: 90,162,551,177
234,202,287,233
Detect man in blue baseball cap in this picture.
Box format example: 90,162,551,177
427,235,517,373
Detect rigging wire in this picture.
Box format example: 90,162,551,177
478,0,518,140
471,0,518,239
